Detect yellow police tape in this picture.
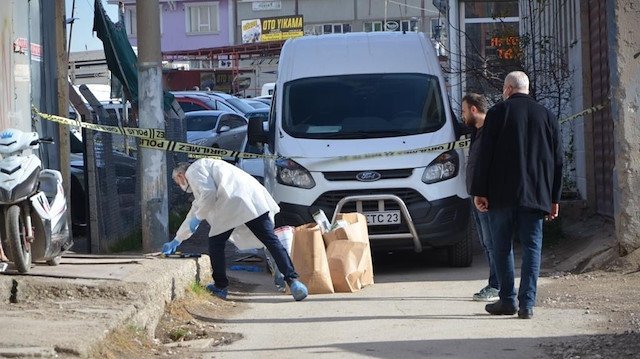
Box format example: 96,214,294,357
33,99,609,161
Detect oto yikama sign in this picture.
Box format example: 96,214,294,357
242,15,303,44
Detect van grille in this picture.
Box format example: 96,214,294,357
323,168,414,181
313,188,425,212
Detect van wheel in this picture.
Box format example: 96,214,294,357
448,222,473,267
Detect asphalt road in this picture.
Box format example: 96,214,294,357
193,250,603,359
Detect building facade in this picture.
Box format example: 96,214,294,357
445,0,619,220
113,0,446,95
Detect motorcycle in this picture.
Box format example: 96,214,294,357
0,128,73,273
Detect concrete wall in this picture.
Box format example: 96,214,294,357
607,0,640,255
0,1,37,132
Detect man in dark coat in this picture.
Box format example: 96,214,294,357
470,71,563,319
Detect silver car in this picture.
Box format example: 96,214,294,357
185,110,248,152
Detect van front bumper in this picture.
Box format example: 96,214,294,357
275,194,470,251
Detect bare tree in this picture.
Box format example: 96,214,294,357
440,0,577,194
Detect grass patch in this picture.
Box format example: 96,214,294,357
189,281,206,295
169,328,189,341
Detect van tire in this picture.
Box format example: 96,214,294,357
448,223,473,267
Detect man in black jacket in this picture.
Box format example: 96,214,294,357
470,71,563,319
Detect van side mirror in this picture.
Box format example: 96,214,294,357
247,117,267,146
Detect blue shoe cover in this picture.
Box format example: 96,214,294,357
205,283,228,299
289,280,308,301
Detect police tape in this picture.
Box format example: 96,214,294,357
559,98,611,125
33,99,609,161
33,106,166,141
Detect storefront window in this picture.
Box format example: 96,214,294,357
463,1,520,97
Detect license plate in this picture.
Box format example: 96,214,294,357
363,211,401,226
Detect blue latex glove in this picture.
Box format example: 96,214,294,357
189,217,202,233
162,238,181,255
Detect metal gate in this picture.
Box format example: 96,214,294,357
588,0,614,218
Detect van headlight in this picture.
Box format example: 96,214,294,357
276,159,315,189
422,150,459,184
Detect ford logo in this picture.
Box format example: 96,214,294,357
356,171,382,182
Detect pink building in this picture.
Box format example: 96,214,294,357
110,0,234,52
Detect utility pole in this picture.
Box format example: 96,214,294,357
136,0,168,252
54,0,72,235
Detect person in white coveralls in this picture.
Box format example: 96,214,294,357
162,159,308,301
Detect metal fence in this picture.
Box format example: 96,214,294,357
73,87,187,253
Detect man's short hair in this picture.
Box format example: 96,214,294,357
462,93,488,114
172,162,191,180
505,71,530,93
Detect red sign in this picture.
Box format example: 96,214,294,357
13,37,42,61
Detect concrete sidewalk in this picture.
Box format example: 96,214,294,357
0,254,212,358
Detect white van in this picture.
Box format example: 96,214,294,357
261,82,275,97
249,32,472,266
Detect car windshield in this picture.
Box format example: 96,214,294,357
226,98,254,114
283,73,446,139
186,114,219,131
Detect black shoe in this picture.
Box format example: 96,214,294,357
518,308,533,319
485,300,517,315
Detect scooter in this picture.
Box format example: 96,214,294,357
0,128,73,273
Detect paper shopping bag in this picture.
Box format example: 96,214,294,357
323,213,374,288
290,223,334,294
326,240,368,292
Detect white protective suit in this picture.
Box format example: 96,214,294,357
175,158,280,250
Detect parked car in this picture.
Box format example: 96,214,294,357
252,97,272,106
204,91,255,114
244,108,270,122
235,136,265,184
185,110,247,152
172,92,238,113
242,99,270,109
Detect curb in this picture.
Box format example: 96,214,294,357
0,255,212,358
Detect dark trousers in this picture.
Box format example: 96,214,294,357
208,212,298,289
488,206,544,310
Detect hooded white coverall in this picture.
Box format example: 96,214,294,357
175,158,279,250
174,158,299,290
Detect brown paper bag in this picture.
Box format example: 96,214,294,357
326,240,368,292
323,213,375,290
290,223,334,294
323,213,369,247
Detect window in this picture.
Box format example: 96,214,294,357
219,115,247,130
283,74,445,139
364,21,383,32
216,101,235,113
179,100,209,112
187,115,220,132
305,23,352,35
463,1,520,96
125,8,137,36
185,2,219,34
124,6,163,36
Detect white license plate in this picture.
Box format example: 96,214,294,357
363,211,401,226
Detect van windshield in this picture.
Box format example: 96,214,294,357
282,73,446,139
